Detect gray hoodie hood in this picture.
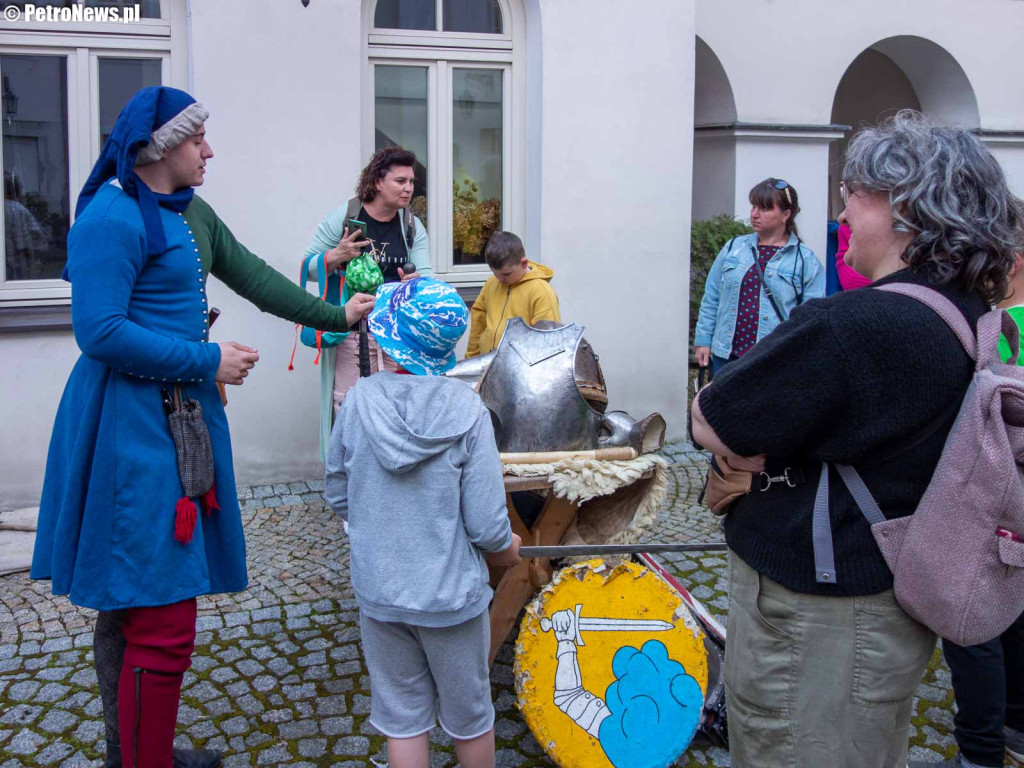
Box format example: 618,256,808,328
324,371,512,627
350,372,484,474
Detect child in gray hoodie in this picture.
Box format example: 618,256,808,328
325,277,521,768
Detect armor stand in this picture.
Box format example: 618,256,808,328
486,470,651,666
488,475,577,665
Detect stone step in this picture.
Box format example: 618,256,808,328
0,507,37,576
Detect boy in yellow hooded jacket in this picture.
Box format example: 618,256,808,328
466,230,561,357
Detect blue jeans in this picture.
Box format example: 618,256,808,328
711,355,731,376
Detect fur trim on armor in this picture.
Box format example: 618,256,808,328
502,453,668,567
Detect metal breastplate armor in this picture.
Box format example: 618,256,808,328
477,319,603,452
448,319,665,454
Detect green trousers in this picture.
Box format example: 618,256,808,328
724,551,936,768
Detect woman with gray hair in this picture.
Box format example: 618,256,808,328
689,109,1019,768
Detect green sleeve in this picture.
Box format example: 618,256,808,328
998,306,1024,365
189,196,350,332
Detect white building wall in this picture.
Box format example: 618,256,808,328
732,130,842,264
1,332,77,509
691,134,735,221
694,0,1024,277
694,37,735,126
4,0,1024,509
692,38,737,220
184,0,366,488
985,139,1024,199
533,0,696,441
696,0,1024,129
0,0,697,510
827,49,922,217
185,0,697,483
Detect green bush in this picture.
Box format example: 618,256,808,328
689,215,752,352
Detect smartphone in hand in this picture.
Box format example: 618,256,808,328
347,218,367,239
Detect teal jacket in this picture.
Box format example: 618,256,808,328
302,202,432,462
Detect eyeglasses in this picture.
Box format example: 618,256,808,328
839,180,859,206
769,178,792,205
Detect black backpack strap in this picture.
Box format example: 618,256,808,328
751,244,787,323
348,196,415,253
404,207,415,251
794,241,807,304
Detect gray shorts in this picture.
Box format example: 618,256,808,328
359,610,495,740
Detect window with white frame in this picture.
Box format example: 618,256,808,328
2,1,162,18
367,0,523,285
0,0,182,305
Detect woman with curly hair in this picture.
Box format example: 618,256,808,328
301,146,433,461
690,110,1020,768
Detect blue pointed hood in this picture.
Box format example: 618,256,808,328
66,86,208,278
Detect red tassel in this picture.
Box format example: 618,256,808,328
288,324,300,371
174,497,198,544
201,483,220,518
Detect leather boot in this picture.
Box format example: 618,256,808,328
171,747,222,767
104,739,122,768
106,739,221,768
95,612,128,759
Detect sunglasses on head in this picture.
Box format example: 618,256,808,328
768,178,792,205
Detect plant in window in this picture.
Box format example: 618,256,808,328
409,194,428,229
478,197,500,241
689,214,753,346
452,174,500,260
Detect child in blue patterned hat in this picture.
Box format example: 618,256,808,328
325,276,521,768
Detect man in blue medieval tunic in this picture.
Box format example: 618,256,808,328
30,86,375,768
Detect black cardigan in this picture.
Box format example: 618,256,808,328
699,268,987,596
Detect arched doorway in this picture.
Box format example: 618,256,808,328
692,37,738,221
829,36,979,216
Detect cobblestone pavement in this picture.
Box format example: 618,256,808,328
0,443,958,767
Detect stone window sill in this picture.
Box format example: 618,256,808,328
0,304,72,333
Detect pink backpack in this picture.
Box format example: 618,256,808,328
813,283,1024,646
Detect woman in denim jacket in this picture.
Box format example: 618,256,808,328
694,178,825,373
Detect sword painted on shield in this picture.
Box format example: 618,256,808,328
539,603,674,646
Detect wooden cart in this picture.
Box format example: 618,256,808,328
487,476,577,664
488,470,652,665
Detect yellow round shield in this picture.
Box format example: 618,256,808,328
514,559,708,768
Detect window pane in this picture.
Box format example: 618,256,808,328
443,0,502,33
85,0,161,17
1,1,161,19
373,0,435,31
375,66,429,229
452,69,501,265
2,55,70,282
99,58,161,149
